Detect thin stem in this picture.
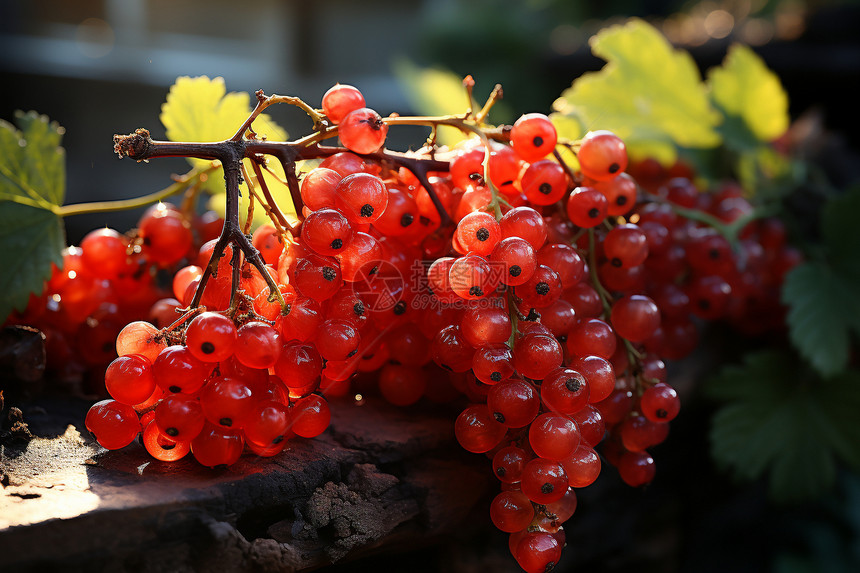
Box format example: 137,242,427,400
254,162,294,231
161,306,203,339
474,84,504,125
587,228,613,318
462,75,476,118
553,148,578,185
240,161,258,234
232,91,327,142
506,288,520,350
227,247,243,315
59,165,215,217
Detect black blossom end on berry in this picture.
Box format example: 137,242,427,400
656,408,668,419
331,238,343,250
393,301,407,315
509,265,522,277
709,249,720,260
609,163,620,174
565,377,582,392
490,372,502,382
165,427,179,437
493,412,506,424
400,213,414,227
611,258,622,267
617,195,628,206
535,282,550,296
539,182,552,195
322,266,337,281
588,207,600,219
533,135,544,148
540,482,554,494
360,204,374,218
169,386,182,393
476,227,490,241
201,342,215,355
496,466,506,477
353,302,365,316
469,286,484,297
219,418,233,427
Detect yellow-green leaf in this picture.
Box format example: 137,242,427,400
160,76,295,229
708,44,789,147
553,18,721,165
394,59,470,148
0,111,66,210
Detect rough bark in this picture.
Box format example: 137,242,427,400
0,399,491,572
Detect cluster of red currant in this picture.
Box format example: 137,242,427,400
12,81,800,571
7,203,222,389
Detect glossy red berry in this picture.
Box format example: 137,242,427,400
640,383,680,422
199,376,255,429
185,312,238,363
291,394,331,438
521,458,568,504
520,160,568,205
104,354,156,406
490,490,535,533
529,413,581,461
578,130,628,181
566,186,608,228
301,208,354,256
611,295,661,343
155,392,205,442
235,321,282,369
244,400,292,447
339,107,388,154
334,173,388,224
191,423,244,467
454,404,506,453
85,399,140,450
510,113,557,162
322,84,365,124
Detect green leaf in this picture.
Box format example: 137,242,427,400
552,18,721,165
0,202,64,321
707,351,860,502
0,110,66,209
782,187,860,377
160,76,296,228
393,59,471,148
0,112,66,321
783,262,860,378
707,44,790,151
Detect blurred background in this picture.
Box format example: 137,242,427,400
2,2,860,571
1,0,859,240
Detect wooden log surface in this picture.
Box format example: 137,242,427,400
0,398,495,572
